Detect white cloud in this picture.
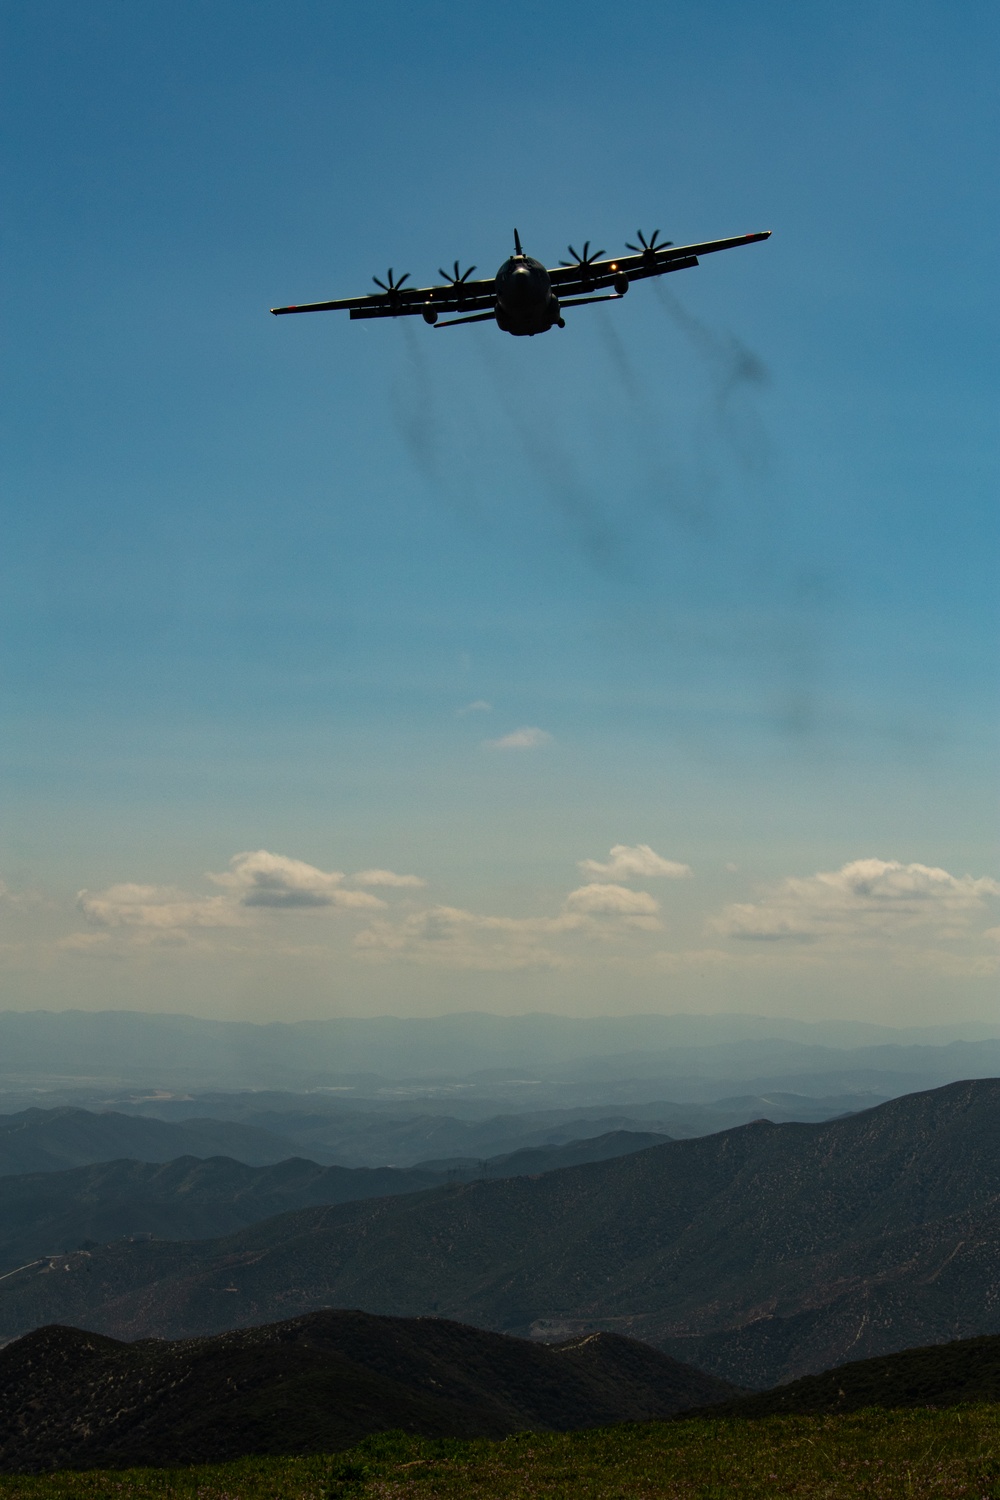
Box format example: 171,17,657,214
209,850,385,910
713,858,1000,945
457,699,492,716
579,844,693,881
73,850,389,946
77,883,243,931
356,880,666,968
483,726,553,750
351,868,426,889
356,904,582,970
564,883,661,924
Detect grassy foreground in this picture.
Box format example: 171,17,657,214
3,1409,1000,1499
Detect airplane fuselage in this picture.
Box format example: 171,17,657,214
493,254,564,336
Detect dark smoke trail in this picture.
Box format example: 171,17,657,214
653,282,772,478
390,322,439,482
472,334,622,573
593,308,712,534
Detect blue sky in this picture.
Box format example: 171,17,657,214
1,0,997,1022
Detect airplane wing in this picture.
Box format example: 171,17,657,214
547,231,771,300
271,274,496,321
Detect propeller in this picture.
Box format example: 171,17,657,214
438,260,478,288
625,229,673,259
372,268,410,295
559,240,605,272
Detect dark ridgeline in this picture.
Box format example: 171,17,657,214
0,1130,668,1274
0,1100,673,1176
2,1078,1000,1388
0,1311,737,1472
685,1332,1000,1418
0,1107,303,1173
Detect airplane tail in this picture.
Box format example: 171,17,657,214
513,228,523,256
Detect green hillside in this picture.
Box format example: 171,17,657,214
0,1409,998,1498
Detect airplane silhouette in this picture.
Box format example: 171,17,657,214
271,226,770,337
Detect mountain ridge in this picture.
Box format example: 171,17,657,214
4,1078,1000,1385
0,1310,737,1471
0,1130,667,1272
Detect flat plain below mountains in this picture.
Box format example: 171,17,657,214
4,1078,1000,1388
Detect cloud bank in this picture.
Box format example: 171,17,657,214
713,858,1000,944
54,849,1000,983
210,851,385,910
579,844,693,880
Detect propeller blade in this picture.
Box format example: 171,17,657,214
563,242,606,269
438,261,478,286
626,230,671,256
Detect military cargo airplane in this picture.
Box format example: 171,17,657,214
270,227,770,337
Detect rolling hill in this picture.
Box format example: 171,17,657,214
3,1079,1000,1388
0,1310,737,1472
691,1331,1000,1417
0,1130,667,1273
0,1107,302,1174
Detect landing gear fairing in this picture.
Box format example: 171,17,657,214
270,226,770,337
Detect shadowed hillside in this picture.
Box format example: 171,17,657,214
0,1130,667,1273
0,1311,736,1472
3,1079,1000,1388
689,1331,1000,1417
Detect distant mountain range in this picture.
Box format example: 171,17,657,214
0,1311,736,1472
3,1078,1000,1388
0,1106,301,1174
0,1094,876,1172
0,1130,667,1272
2,1007,998,1105
114,1092,883,1164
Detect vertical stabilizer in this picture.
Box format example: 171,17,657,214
513,228,523,256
